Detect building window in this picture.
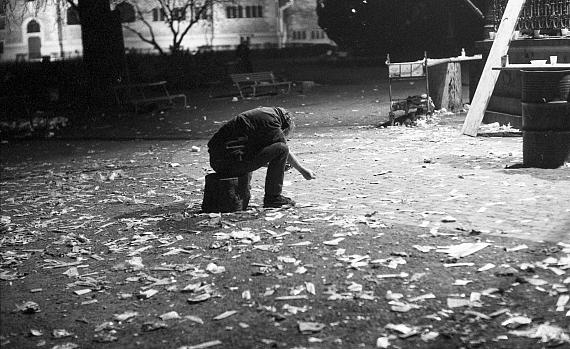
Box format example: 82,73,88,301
311,29,325,40
195,6,210,20
67,7,80,25
27,20,40,33
226,6,235,18
152,8,166,21
152,7,186,21
0,4,5,30
292,31,306,40
117,2,135,23
172,7,186,21
245,5,263,18
226,5,253,18
0,41,4,54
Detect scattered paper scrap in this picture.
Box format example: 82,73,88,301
436,243,490,258
114,311,138,321
447,298,472,308
275,295,309,301
501,316,532,329
142,321,168,332
16,301,40,314
376,336,390,348
477,263,495,272
385,323,419,338
298,321,325,334
556,295,569,312
187,293,211,304
408,293,436,302
138,289,158,299
184,315,204,324
464,310,492,320
453,279,473,286
526,278,548,286
305,282,316,295
52,329,73,338
377,272,409,279
160,311,181,321
506,244,528,252
178,340,223,349
421,331,439,341
206,263,225,274
413,245,435,253
74,289,91,296
510,324,570,344
213,310,238,320
323,237,345,246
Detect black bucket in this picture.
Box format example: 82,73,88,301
523,130,570,168
521,70,570,168
522,70,570,103
559,74,570,101
202,173,251,213
522,101,570,131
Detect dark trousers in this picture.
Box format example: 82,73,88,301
210,142,289,197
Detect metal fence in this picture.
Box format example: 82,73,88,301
493,0,570,30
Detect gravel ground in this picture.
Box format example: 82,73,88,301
1,64,569,348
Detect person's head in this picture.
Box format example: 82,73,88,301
275,107,295,137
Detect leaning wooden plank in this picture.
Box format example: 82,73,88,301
461,0,525,137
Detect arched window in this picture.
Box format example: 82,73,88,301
27,19,40,33
117,2,135,23
67,7,80,25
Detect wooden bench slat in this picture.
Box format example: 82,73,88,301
113,81,167,90
113,81,187,113
230,71,292,98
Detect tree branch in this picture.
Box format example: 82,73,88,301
124,3,165,55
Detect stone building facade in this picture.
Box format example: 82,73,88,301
0,0,334,62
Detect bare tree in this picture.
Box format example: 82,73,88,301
2,0,47,24
121,0,227,55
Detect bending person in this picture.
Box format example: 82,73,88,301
207,106,316,208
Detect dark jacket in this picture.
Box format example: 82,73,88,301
208,107,288,161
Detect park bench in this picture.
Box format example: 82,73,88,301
230,71,292,98
113,81,187,113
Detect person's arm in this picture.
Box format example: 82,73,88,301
287,152,316,180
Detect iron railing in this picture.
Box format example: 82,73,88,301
493,0,570,30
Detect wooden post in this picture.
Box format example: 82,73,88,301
429,62,463,111
442,62,463,112
461,0,525,137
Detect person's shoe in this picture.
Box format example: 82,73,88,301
263,195,295,208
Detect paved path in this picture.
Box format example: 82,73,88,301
174,124,570,243
2,82,568,244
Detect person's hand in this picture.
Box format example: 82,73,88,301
302,168,316,180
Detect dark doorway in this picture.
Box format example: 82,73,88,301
28,36,41,59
